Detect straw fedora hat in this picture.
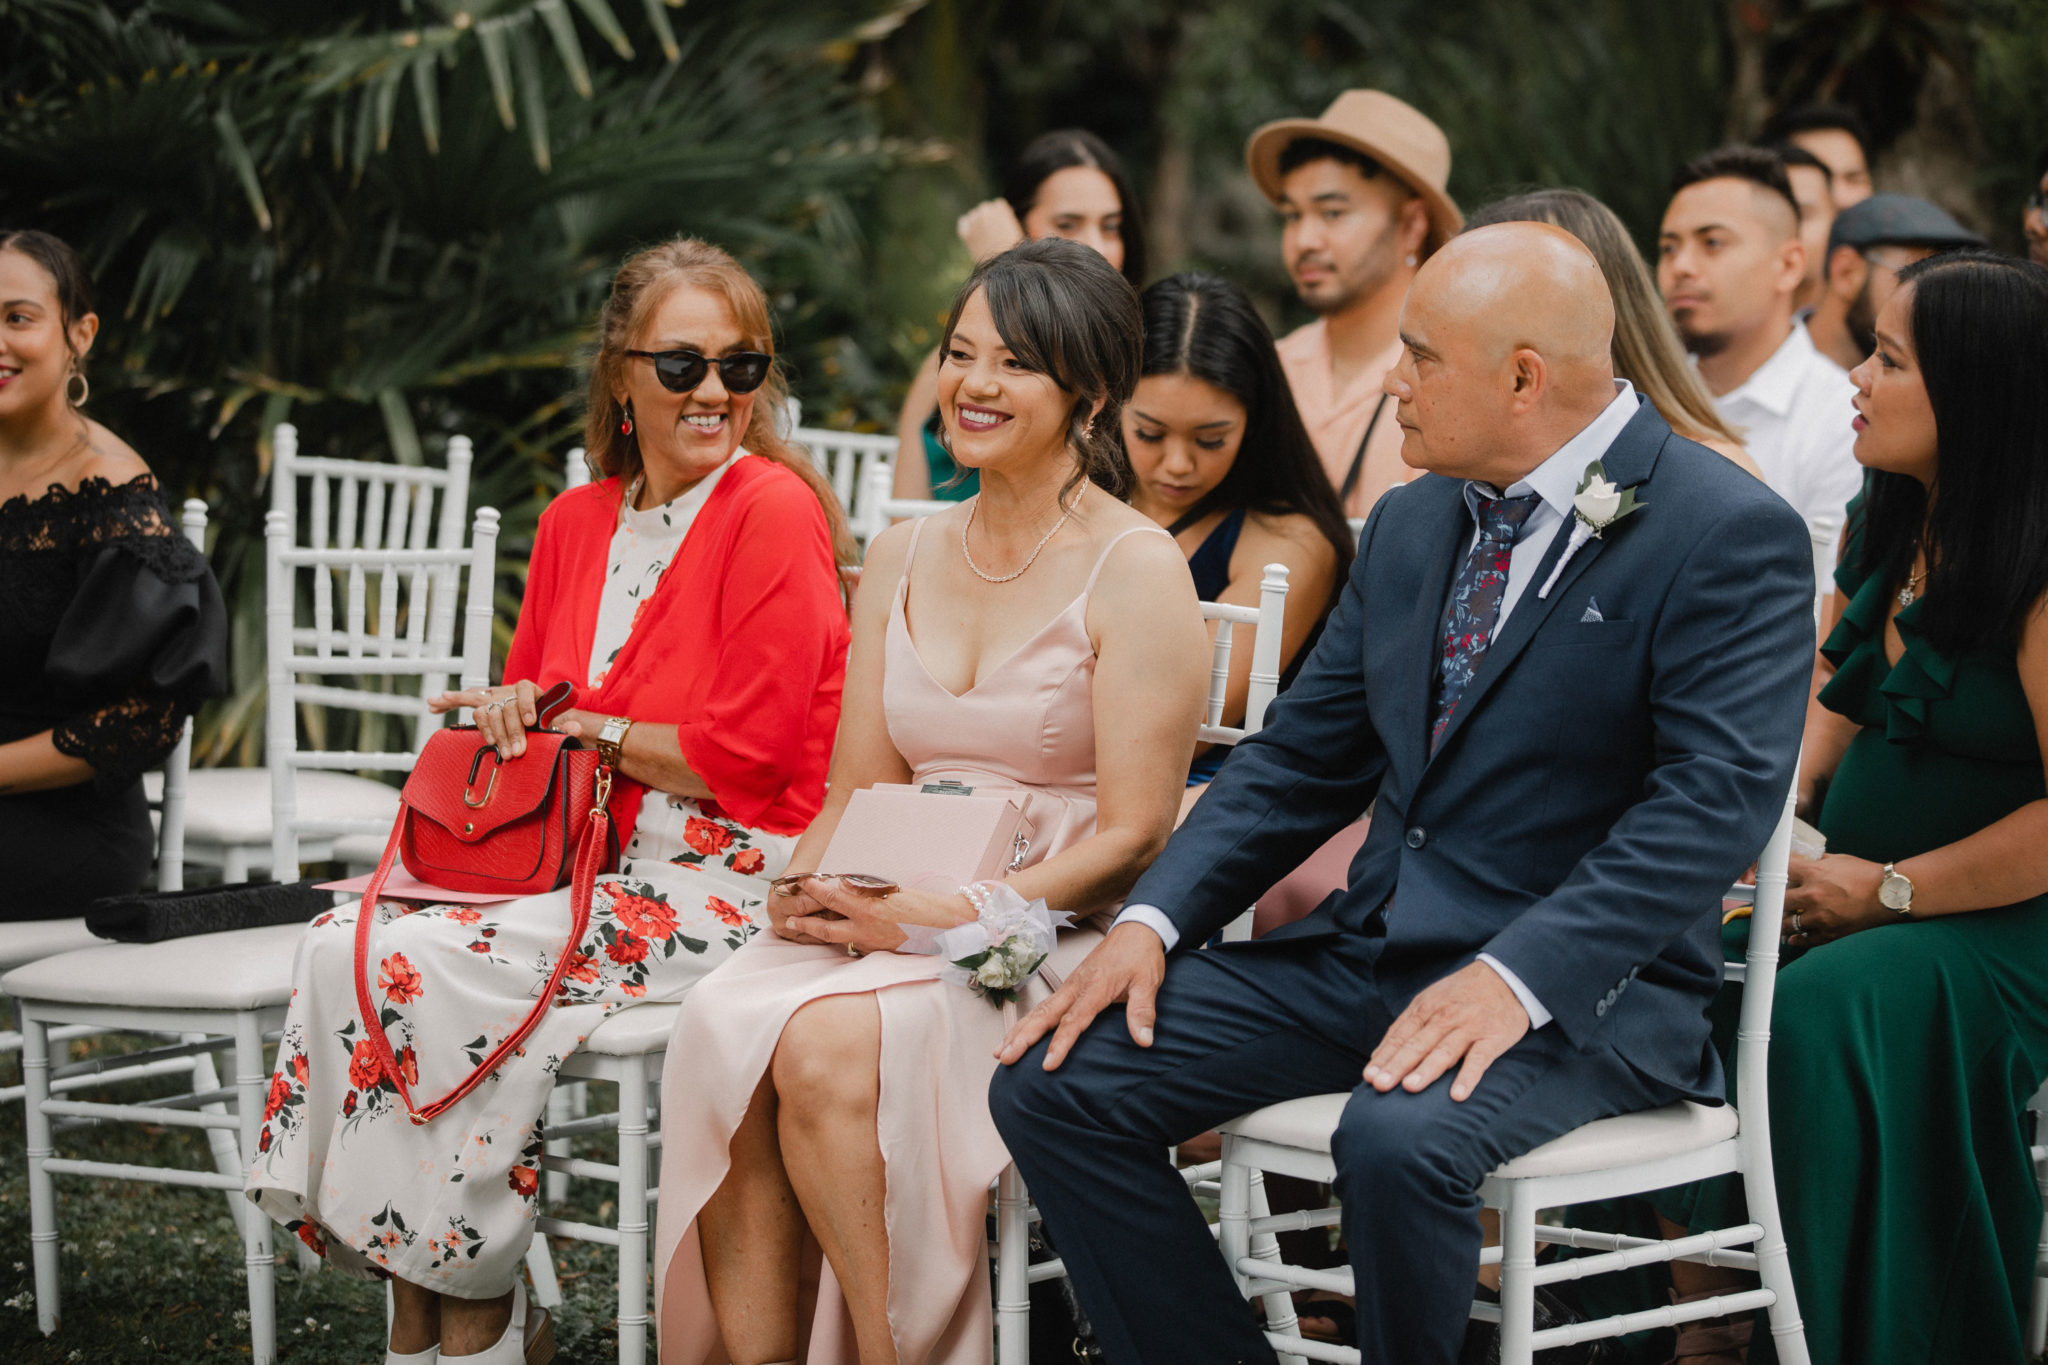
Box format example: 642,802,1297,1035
1245,89,1463,255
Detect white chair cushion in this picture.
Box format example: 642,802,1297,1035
1492,1102,1738,1179
578,1003,678,1056
330,832,392,867
0,918,108,975
1,923,308,1011
145,768,400,847
1220,1093,1739,1181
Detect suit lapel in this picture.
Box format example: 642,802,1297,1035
1393,479,1475,776
1423,404,1671,766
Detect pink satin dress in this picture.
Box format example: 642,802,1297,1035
652,518,1167,1364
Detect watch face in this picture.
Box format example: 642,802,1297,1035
1878,874,1912,910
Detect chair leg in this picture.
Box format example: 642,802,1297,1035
1744,1138,1811,1365
234,1011,277,1365
544,1081,573,1206
1497,1183,1538,1365
1245,1172,1306,1349
615,1056,650,1365
24,1012,60,1336
994,1165,1031,1365
525,1234,562,1310
222,845,250,885
186,1035,251,1237
2027,1114,2047,1359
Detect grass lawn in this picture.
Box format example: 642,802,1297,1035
0,1009,634,1363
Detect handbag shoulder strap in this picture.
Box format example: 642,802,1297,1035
352,767,613,1127
1338,392,1392,507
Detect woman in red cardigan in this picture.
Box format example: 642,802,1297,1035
245,239,851,1365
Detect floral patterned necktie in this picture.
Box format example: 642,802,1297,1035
1430,492,1542,753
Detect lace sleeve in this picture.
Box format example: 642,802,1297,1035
53,694,188,794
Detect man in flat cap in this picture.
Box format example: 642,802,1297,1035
1246,90,1463,518
1807,193,1987,372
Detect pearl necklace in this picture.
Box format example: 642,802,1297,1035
960,493,1073,584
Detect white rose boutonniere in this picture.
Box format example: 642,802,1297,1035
1537,458,1646,599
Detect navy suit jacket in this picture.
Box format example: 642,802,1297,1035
1127,402,1816,1097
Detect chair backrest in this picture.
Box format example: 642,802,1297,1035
1198,565,1292,744
565,446,591,491
798,429,898,538
855,460,949,549
1731,782,1798,1194
154,497,210,893
1197,566,1292,944
271,421,473,555
1346,516,1367,546
264,506,500,878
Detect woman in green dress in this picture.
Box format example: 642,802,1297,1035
1665,249,2048,1365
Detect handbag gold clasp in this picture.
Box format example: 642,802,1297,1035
591,763,614,818
464,749,501,808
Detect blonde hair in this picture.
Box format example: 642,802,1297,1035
1466,189,1743,449
583,238,856,566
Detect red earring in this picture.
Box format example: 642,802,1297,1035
620,409,634,436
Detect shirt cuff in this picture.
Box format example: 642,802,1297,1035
1478,953,1552,1030
1111,904,1180,953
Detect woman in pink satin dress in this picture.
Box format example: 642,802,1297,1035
653,238,1211,1364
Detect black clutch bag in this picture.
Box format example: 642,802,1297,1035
86,879,335,944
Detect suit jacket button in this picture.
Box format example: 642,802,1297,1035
1595,999,1608,1018
1405,827,1427,849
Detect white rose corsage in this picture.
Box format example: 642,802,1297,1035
1536,458,1646,599
896,881,1071,1007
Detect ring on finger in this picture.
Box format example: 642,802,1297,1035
1790,910,1804,936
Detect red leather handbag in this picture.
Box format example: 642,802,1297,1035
352,681,619,1125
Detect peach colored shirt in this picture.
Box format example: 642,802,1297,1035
1276,321,1413,518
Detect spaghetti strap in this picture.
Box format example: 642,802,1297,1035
1082,525,1174,595
896,514,930,600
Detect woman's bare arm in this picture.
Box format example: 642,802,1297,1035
892,350,942,499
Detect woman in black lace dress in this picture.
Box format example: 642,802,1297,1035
0,230,226,921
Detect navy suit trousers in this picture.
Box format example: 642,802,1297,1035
989,931,1678,1365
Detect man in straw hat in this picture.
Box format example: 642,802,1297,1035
1249,89,1464,517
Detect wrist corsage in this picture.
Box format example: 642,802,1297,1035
897,881,1072,1007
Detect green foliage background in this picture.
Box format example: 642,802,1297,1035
4,0,2044,766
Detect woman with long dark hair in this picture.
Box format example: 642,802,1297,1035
0,229,226,919
1663,250,2048,1365
894,129,1149,499
1123,272,1349,788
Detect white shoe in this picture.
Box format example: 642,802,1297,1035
443,1279,556,1365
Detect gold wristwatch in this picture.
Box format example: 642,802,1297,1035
595,715,634,769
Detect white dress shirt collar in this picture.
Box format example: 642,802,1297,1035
1715,321,1814,419
1464,380,1640,517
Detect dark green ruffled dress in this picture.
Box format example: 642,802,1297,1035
1666,499,2048,1365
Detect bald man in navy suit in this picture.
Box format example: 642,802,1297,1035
990,223,1815,1365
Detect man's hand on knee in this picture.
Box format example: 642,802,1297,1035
995,922,1166,1071
1363,961,1529,1102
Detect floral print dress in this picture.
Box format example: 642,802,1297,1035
245,458,797,1296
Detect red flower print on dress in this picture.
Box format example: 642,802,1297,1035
446,907,482,926
562,951,601,984
684,816,735,857
378,953,423,1005
467,940,492,954
295,1222,327,1256
611,894,677,941
342,1091,358,1117
291,1052,310,1086
708,897,750,929
264,1072,290,1121
621,981,646,998
348,1039,384,1091
257,1126,272,1153
731,848,765,876
398,1045,420,1088
508,1165,539,1198
606,934,649,966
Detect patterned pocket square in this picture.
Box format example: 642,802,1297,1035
1580,597,1604,624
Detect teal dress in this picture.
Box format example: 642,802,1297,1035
921,414,976,501
1663,498,2048,1364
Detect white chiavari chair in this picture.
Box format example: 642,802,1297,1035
1214,785,1811,1365
854,459,948,551
2028,1080,2048,1357
5,508,505,1365
794,425,896,535
992,565,1296,1365
160,423,475,881
565,444,591,491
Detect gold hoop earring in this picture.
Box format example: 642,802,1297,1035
67,369,89,408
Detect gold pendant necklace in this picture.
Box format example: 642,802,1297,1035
1897,567,1926,608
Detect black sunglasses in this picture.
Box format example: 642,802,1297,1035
624,348,772,395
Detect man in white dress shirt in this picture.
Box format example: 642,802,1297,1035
1659,144,1860,585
